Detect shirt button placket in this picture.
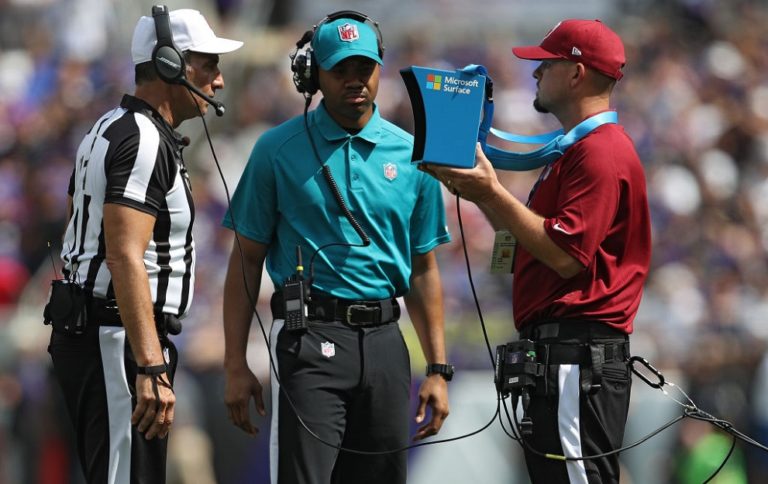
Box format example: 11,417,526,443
350,144,360,188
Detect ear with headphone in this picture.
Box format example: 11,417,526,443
290,10,385,97
151,5,226,116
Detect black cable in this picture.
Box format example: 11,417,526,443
692,410,765,483
684,406,768,452
504,382,687,462
499,373,766,468
191,90,300,443
301,97,370,283
303,97,370,247
196,90,503,456
457,194,531,448
498,394,521,442
47,241,60,279
455,195,495,365
702,434,736,484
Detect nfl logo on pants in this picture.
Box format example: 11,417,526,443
321,341,335,358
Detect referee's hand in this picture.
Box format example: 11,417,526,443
413,374,450,441
224,366,266,435
132,372,175,440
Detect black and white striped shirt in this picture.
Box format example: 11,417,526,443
62,95,195,317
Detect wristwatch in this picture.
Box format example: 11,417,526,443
426,363,455,381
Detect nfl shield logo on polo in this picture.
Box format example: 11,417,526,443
321,341,336,358
384,162,397,181
338,23,359,42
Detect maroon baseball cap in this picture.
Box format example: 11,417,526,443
512,19,625,80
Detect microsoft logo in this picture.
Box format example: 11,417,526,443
426,74,442,91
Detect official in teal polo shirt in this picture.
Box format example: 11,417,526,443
220,11,453,484
224,101,448,299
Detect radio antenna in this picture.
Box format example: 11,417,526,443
47,241,60,280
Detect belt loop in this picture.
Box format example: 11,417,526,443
537,323,559,339
588,343,604,394
379,299,393,323
539,343,551,396
313,298,336,321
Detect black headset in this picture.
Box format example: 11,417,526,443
150,5,225,116
290,10,385,96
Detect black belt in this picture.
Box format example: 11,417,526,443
271,292,400,327
88,297,182,336
519,319,628,342
519,320,630,394
537,341,629,365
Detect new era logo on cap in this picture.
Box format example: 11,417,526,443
338,23,359,42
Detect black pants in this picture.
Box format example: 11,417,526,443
48,320,178,484
519,323,631,484
269,318,410,484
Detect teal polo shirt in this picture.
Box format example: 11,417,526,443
223,102,450,300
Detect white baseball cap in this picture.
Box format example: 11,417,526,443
131,9,243,65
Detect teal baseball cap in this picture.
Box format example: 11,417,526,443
312,17,382,70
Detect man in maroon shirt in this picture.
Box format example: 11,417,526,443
424,19,650,484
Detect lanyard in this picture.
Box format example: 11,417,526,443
458,64,619,171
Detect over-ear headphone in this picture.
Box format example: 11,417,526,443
290,10,385,96
152,5,186,84
150,5,226,116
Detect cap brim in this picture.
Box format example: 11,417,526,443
512,45,562,60
318,50,382,71
189,37,243,56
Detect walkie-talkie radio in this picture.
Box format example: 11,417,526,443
494,339,540,394
282,246,309,331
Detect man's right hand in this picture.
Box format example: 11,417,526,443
224,366,266,435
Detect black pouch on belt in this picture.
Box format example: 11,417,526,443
43,279,87,335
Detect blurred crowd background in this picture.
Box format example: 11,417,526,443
2,0,768,482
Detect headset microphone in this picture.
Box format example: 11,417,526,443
179,78,225,116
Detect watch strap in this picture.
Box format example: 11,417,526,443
426,363,454,381
137,364,167,375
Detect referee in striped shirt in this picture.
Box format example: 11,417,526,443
47,9,241,483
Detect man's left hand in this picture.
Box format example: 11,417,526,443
132,372,175,440
413,374,450,441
